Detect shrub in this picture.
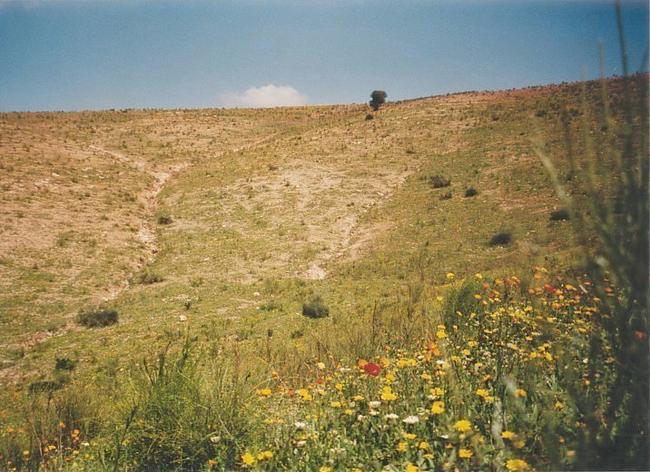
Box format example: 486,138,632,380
28,380,62,395
55,358,77,371
302,296,329,319
549,208,570,221
76,308,118,328
464,186,478,197
489,232,512,246
133,269,163,285
156,212,173,225
428,175,451,189
439,191,452,200
365,113,374,120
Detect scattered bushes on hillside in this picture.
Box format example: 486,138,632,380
428,175,451,189
549,208,570,221
156,211,173,225
464,186,478,197
133,269,163,285
55,358,77,371
489,232,512,246
365,113,374,121
76,308,118,328
302,295,329,318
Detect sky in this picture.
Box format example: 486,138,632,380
0,0,648,111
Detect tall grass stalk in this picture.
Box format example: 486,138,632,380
534,2,649,467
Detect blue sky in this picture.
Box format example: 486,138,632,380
0,0,647,111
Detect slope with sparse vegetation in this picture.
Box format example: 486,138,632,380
0,72,647,471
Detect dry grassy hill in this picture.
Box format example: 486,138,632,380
1,77,646,471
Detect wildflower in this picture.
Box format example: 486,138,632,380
335,383,344,391
402,432,416,440
330,401,342,408
421,372,432,381
515,389,527,398
317,362,326,370
459,448,473,459
501,431,515,440
403,415,419,424
506,459,529,471
381,386,398,401
431,401,445,414
454,419,472,433
256,388,272,397
363,362,381,376
319,467,332,472
369,401,381,408
446,272,456,280
418,441,430,450
436,330,447,339
294,421,307,430
297,388,312,401
353,395,364,401
357,415,366,421
405,463,419,472
257,450,273,461
396,441,408,452
241,452,256,466
431,387,444,397
385,413,399,420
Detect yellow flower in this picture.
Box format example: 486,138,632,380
431,401,445,415
436,330,447,339
335,383,344,391
446,272,456,280
256,388,272,397
396,441,408,452
297,388,312,401
241,452,256,466
501,431,515,440
421,373,432,381
454,419,472,433
381,386,398,401
417,441,430,450
319,467,332,472
515,389,527,398
403,432,416,440
405,463,419,472
431,387,444,397
256,450,273,461
316,362,326,370
352,395,364,401
506,459,530,471
330,401,342,408
459,448,473,459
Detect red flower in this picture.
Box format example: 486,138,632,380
543,284,556,294
363,362,381,376
634,331,648,342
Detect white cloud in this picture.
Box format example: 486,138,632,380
218,84,308,108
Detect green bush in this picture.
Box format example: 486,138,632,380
55,357,77,371
489,232,512,246
133,269,163,285
428,175,451,189
464,186,478,197
76,308,118,328
156,212,173,225
549,208,570,221
302,295,329,319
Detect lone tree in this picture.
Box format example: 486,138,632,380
369,90,387,111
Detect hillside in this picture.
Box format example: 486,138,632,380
0,77,647,471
